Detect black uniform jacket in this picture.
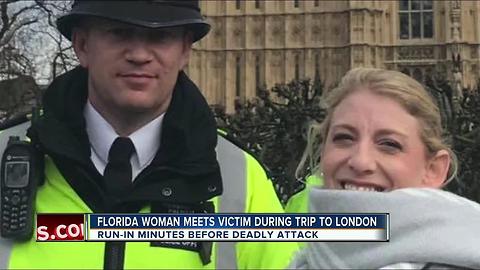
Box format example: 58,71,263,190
28,66,223,213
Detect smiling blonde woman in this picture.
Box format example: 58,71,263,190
287,68,480,269
299,67,457,191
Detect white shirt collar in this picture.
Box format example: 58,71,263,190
129,112,164,168
84,101,163,170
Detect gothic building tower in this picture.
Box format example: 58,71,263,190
186,0,480,113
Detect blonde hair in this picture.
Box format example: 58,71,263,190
296,67,458,185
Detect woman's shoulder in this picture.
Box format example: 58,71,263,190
294,188,480,269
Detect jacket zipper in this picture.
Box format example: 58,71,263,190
104,241,126,270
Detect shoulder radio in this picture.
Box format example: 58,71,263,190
1,136,44,241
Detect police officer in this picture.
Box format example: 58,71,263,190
0,1,298,268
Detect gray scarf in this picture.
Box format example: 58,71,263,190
289,188,480,269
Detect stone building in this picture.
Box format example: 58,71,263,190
186,0,480,113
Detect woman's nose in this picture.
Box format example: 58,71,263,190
347,143,377,175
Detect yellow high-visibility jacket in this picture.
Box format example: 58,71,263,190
0,67,298,269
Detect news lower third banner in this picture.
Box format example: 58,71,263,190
36,213,389,242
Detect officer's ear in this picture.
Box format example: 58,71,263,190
72,25,90,68
179,30,194,69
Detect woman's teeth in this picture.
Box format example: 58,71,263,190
343,183,382,192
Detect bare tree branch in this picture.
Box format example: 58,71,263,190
0,17,38,47
0,1,11,41
34,0,56,27
8,3,38,27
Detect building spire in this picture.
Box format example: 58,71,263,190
450,0,463,107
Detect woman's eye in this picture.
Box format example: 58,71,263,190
332,133,354,145
379,139,403,152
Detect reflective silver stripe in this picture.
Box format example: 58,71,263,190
0,128,248,269
0,239,14,269
215,135,247,269
0,122,30,269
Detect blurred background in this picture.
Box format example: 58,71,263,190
0,0,478,204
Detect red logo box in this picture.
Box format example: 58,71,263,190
36,214,85,241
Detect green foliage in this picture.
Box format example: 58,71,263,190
216,77,480,204
214,79,325,204
426,78,480,202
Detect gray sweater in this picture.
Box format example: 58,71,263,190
289,188,480,269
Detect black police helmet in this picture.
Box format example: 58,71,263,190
57,0,210,42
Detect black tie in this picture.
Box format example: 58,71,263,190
104,137,135,198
